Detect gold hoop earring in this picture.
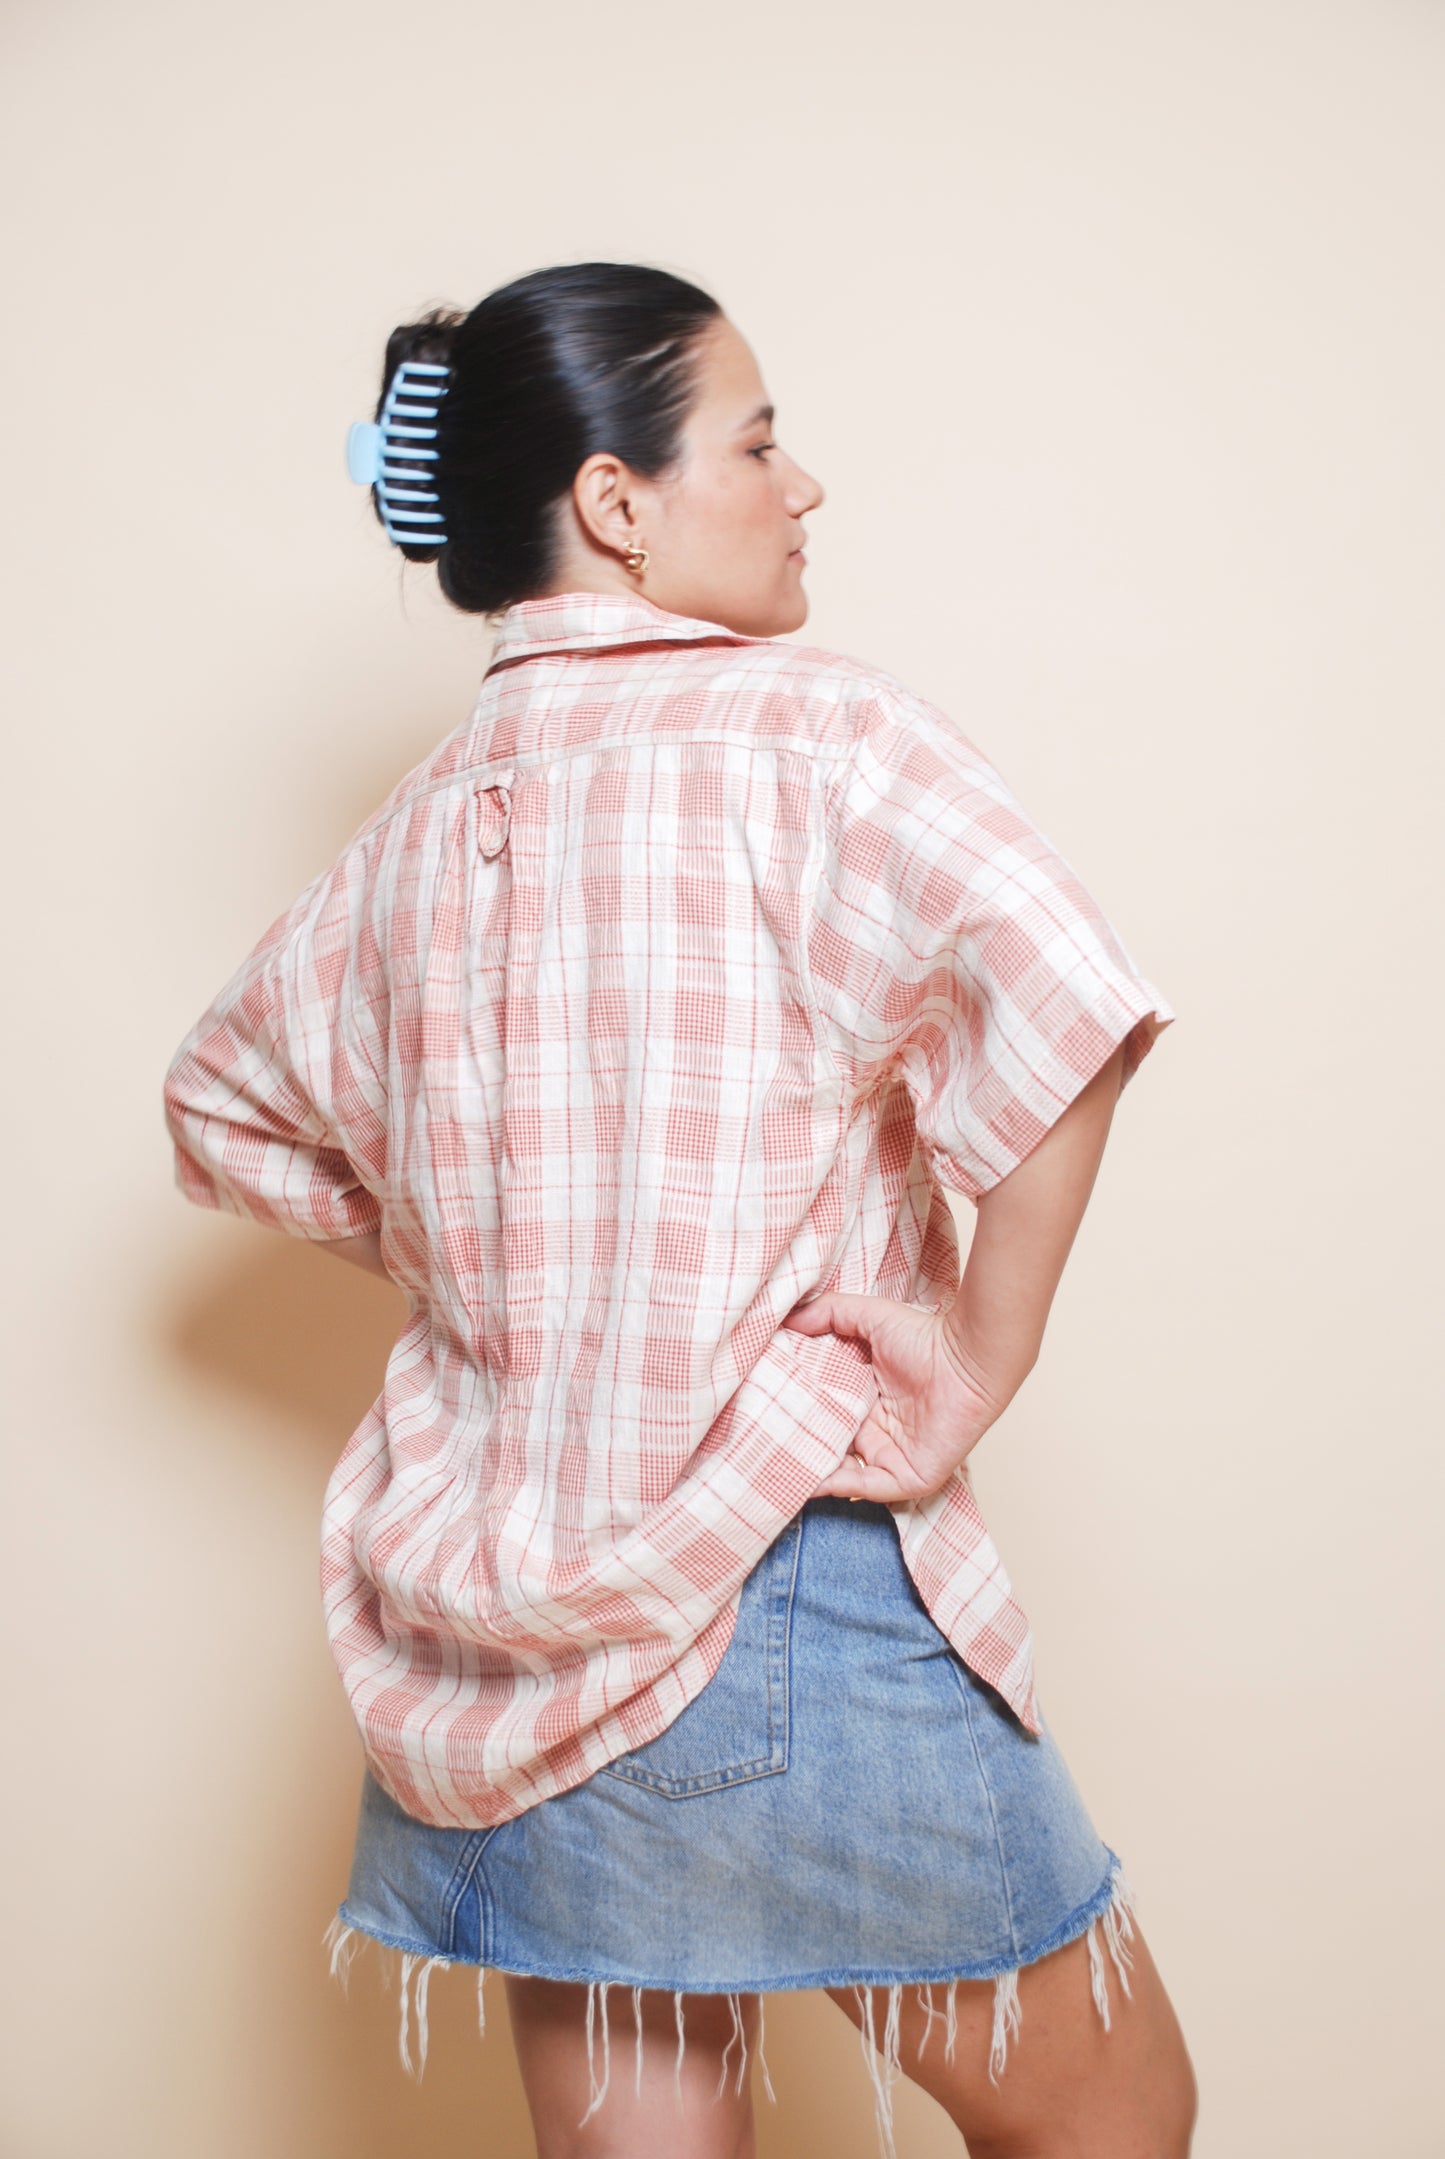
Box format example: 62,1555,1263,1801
622,540,650,575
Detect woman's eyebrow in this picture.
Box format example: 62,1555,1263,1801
735,402,775,433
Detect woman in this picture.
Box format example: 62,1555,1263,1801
164,262,1197,2158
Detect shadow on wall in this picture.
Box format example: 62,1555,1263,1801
163,1236,541,2157
166,1230,405,1444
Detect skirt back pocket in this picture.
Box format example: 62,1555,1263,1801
600,1512,803,1799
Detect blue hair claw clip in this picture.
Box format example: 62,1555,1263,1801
346,359,452,547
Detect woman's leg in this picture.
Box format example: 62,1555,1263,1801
826,1918,1197,2158
504,1974,762,2159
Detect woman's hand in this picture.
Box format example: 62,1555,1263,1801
780,1292,1010,1505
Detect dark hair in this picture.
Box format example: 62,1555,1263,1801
370,262,723,614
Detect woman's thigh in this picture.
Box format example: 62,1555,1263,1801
826,1919,1197,2159
504,1973,761,2159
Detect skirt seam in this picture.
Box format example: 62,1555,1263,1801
945,1650,1022,1962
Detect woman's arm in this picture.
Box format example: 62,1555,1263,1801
784,1040,1127,1505
940,1040,1125,1407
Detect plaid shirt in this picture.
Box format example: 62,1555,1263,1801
164,591,1175,1830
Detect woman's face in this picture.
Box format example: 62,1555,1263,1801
557,314,826,638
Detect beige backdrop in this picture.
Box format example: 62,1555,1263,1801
4,1,1441,2153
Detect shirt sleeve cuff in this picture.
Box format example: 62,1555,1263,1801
923,979,1176,1202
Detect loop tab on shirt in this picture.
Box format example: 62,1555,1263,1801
475,769,515,860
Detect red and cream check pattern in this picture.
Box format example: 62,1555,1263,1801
164,591,1175,1829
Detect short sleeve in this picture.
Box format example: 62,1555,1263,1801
163,892,384,1244
808,690,1176,1201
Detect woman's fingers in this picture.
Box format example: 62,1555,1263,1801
814,1412,882,1499
814,1465,889,1501
788,1293,998,1502
815,1420,918,1504
781,1291,878,1341
815,1458,918,1504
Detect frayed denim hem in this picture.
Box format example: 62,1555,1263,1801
322,1850,1140,2159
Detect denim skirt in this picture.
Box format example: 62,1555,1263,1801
324,1495,1140,2157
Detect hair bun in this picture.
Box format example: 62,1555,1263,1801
364,264,721,608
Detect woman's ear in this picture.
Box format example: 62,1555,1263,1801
570,451,645,558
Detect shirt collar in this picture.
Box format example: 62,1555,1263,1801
483,590,770,674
